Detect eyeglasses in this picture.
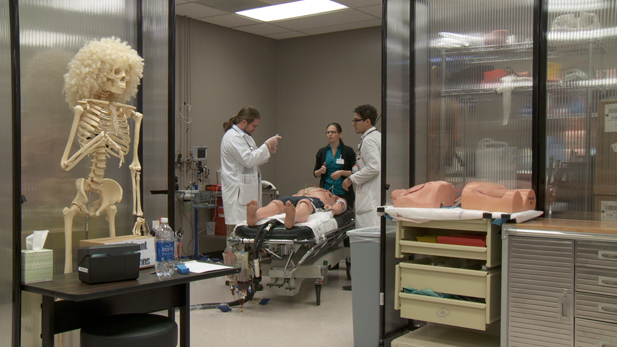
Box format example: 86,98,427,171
325,131,339,135
352,118,365,123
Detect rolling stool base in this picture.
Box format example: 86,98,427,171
80,313,177,347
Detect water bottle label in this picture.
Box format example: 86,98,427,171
156,241,175,262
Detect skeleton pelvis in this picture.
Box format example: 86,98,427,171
72,177,123,216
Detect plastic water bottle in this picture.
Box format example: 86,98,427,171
155,217,175,278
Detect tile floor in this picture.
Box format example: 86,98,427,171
184,261,354,346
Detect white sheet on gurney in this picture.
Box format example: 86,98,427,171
382,206,543,224
235,211,338,242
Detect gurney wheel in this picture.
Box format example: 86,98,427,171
345,258,351,280
315,283,322,306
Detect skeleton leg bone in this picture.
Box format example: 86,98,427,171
63,205,82,274
105,205,118,238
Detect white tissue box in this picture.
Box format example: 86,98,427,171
21,249,54,284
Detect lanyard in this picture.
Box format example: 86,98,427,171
358,129,377,154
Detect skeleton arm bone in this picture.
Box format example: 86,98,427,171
130,111,143,217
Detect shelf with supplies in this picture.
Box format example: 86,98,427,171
394,218,502,332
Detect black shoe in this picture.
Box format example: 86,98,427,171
328,263,340,270
256,283,264,291
342,285,352,291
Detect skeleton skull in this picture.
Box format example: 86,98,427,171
103,60,130,94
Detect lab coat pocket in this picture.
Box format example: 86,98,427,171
238,174,258,205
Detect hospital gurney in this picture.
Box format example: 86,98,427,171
228,210,355,305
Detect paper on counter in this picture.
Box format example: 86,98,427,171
182,260,233,273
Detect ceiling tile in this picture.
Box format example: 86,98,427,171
234,23,292,35
301,18,381,35
266,31,309,40
176,3,227,18
201,13,262,27
272,8,375,31
259,0,294,4
335,0,382,7
356,4,381,18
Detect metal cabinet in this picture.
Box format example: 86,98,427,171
502,221,617,347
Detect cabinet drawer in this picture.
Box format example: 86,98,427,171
395,220,501,267
575,318,617,347
398,240,489,262
576,292,617,325
396,259,500,298
397,292,496,331
576,240,617,269
576,265,617,297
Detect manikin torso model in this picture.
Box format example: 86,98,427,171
60,38,145,274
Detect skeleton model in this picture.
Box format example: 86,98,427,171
61,37,145,273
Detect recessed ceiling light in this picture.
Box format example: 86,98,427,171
236,0,348,22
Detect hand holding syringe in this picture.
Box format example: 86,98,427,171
265,133,282,153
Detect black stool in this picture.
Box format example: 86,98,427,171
80,313,178,347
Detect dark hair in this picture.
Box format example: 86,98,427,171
223,106,261,132
353,104,378,126
326,122,344,145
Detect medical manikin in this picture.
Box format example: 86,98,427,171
60,37,145,273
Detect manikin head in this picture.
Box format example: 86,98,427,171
63,37,144,108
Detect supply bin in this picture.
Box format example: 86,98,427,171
348,226,381,347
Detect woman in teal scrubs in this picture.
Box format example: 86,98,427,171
313,122,356,208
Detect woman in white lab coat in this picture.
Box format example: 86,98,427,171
220,106,280,230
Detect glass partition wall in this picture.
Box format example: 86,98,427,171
417,1,535,197
546,0,617,220
401,0,617,220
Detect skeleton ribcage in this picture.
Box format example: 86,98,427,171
77,101,131,158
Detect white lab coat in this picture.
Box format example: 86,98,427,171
349,127,381,229
220,125,270,225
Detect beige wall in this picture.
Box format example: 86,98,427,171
275,27,382,196
176,18,279,191
176,16,381,201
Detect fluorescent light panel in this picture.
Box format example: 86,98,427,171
236,0,348,22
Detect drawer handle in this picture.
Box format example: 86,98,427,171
598,303,617,315
598,250,617,261
560,289,570,320
599,276,617,288
599,341,617,347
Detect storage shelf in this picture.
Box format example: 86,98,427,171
437,39,606,65
441,78,616,97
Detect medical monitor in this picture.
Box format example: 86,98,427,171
193,145,207,161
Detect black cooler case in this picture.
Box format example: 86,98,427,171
77,244,141,284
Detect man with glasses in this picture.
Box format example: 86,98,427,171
343,104,381,229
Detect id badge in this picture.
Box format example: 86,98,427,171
336,158,344,165
352,165,359,174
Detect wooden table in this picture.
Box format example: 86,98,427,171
22,266,239,347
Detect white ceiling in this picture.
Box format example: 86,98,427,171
175,0,382,40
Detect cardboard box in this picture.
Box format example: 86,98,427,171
21,249,53,284
80,235,155,269
594,100,617,195
594,195,617,222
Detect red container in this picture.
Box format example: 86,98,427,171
437,235,486,247
482,69,509,84
213,196,226,235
